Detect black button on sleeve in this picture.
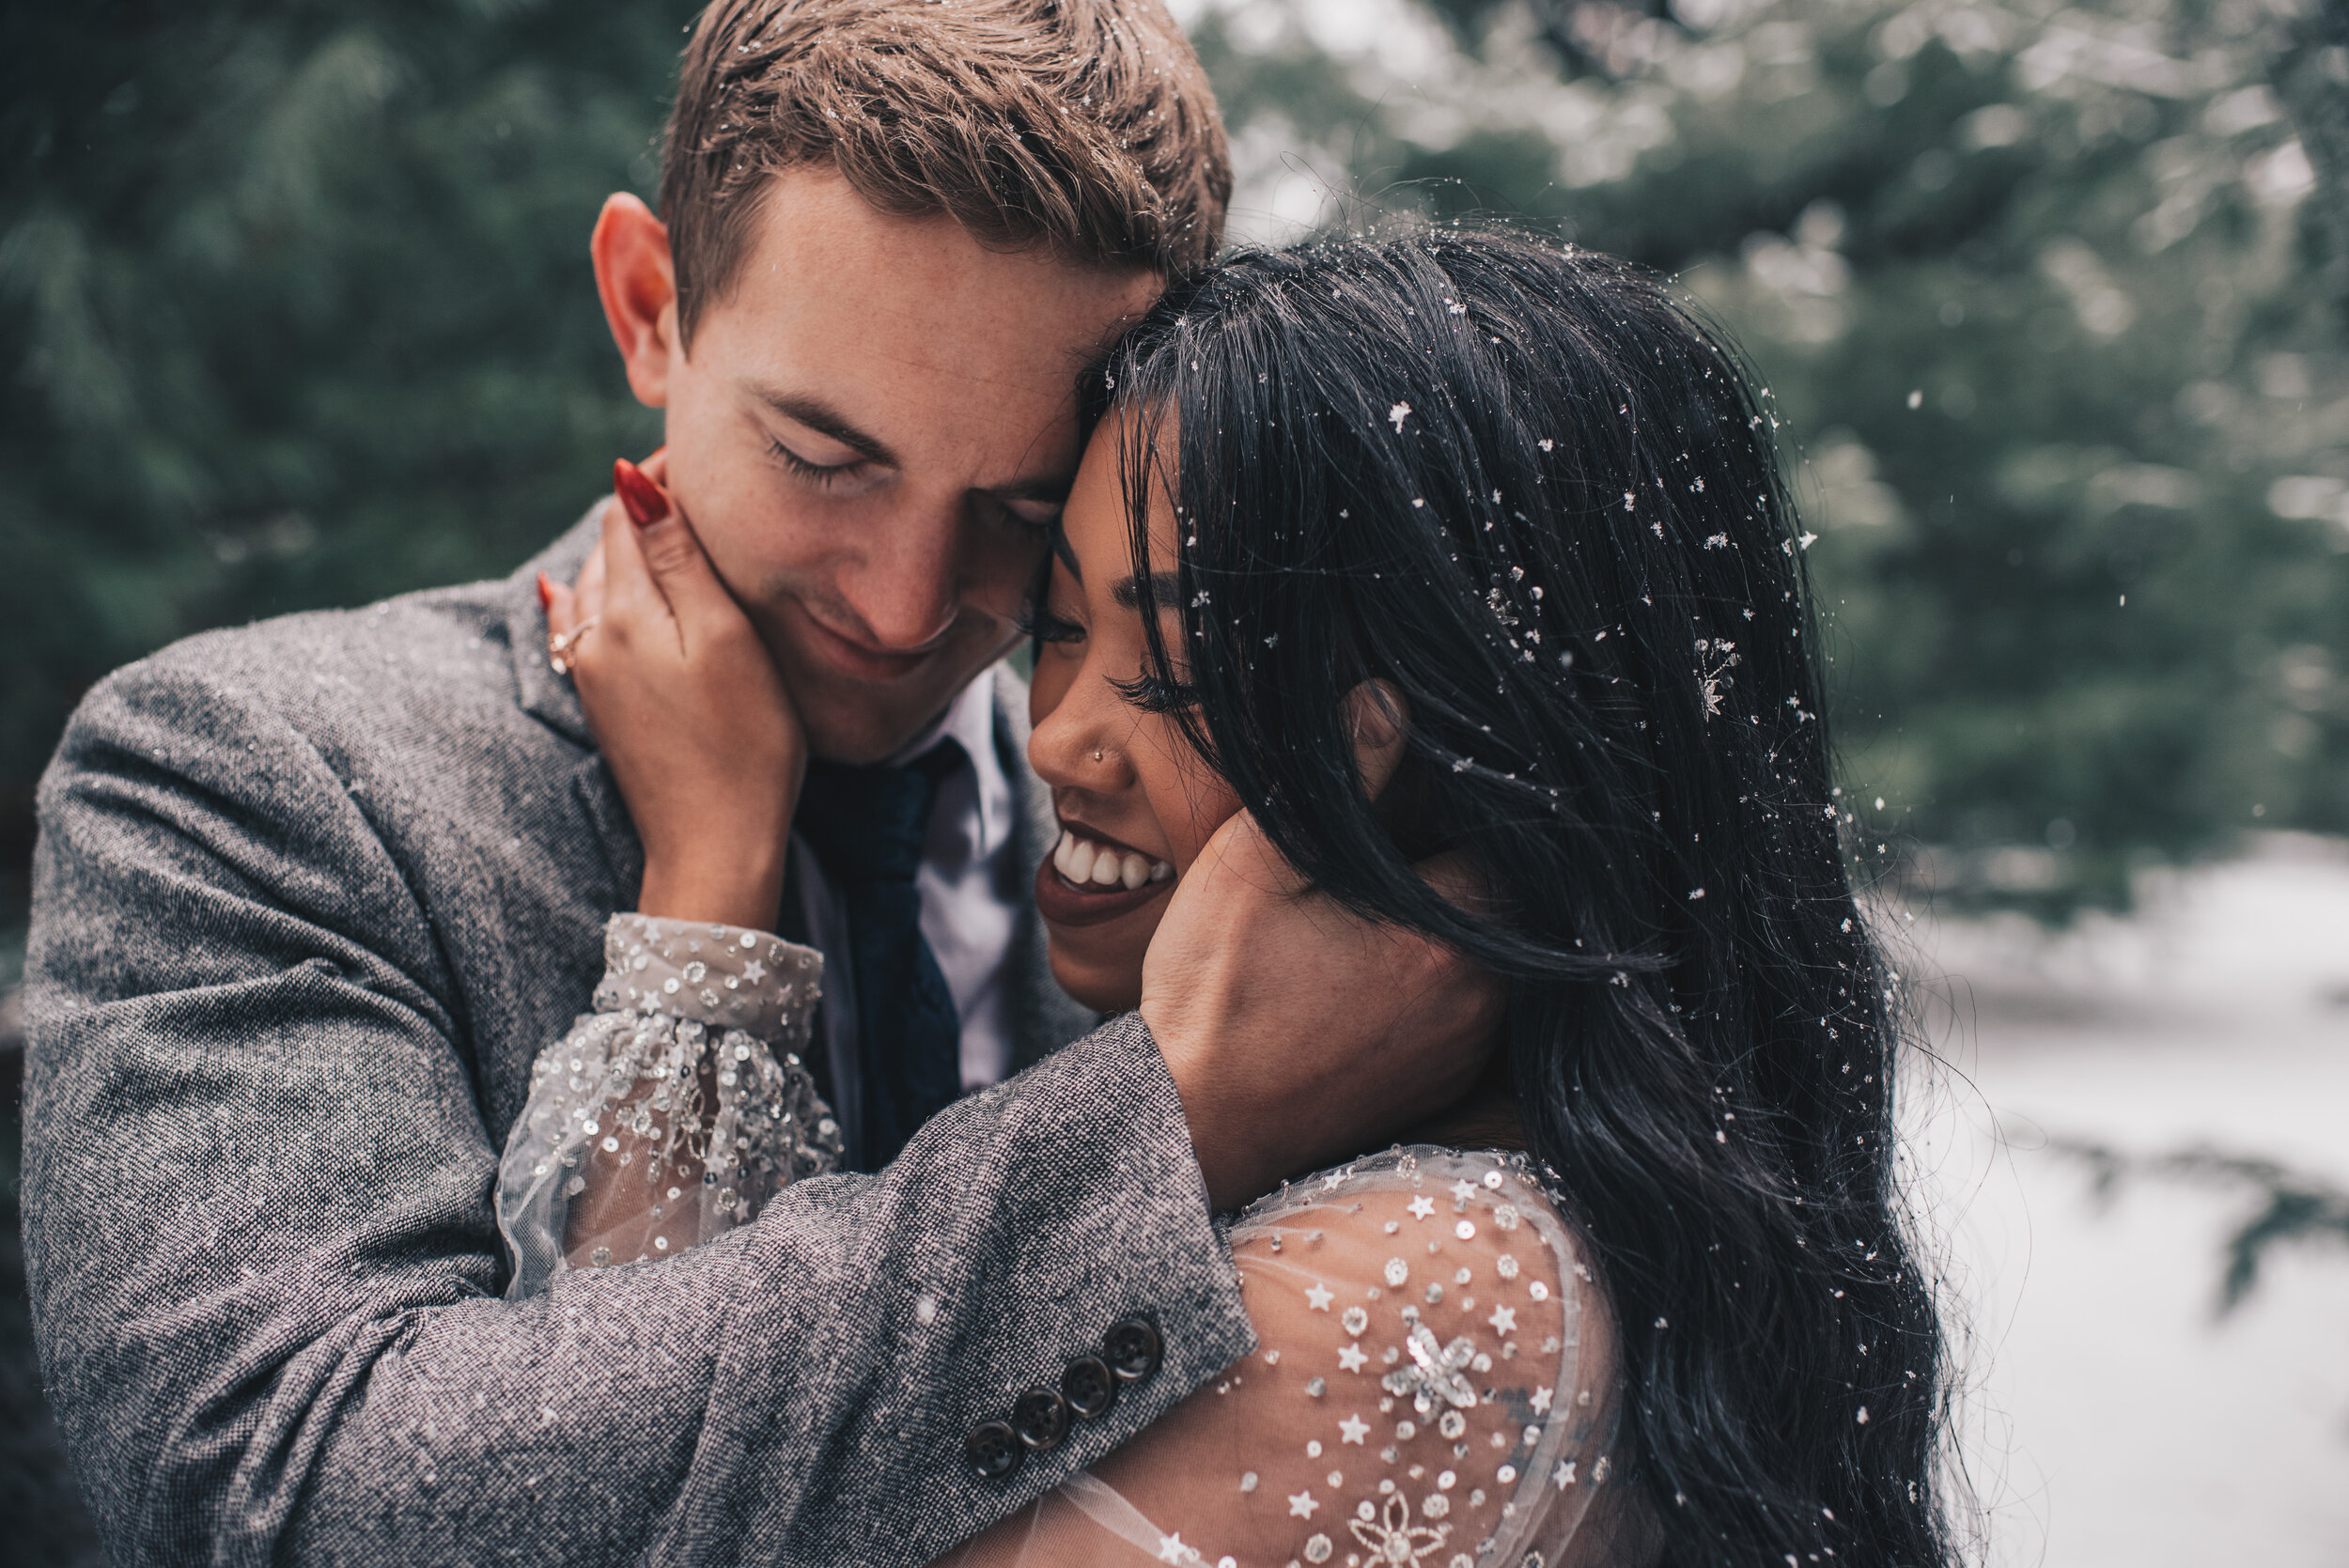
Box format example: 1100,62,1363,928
1009,1386,1073,1452
965,1420,1024,1482
1060,1353,1118,1420
1102,1314,1163,1384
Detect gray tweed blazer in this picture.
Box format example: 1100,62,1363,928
19,512,1252,1566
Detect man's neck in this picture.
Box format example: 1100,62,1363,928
877,673,989,769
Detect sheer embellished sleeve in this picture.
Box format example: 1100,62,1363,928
494,913,843,1298
939,1147,1633,1568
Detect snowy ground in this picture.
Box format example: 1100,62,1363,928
1897,834,2349,1566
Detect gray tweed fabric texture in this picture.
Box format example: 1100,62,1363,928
20,510,1253,1566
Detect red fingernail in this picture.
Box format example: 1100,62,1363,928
614,458,667,526
536,571,553,611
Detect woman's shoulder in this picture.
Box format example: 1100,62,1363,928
1237,1144,1572,1247
1233,1145,1598,1324
1233,1144,1623,1485
1229,1145,1606,1396
936,1146,1642,1568
1093,1146,1625,1567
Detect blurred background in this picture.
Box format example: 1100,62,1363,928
2,0,2344,1561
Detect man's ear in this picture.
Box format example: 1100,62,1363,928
1344,679,1412,802
591,193,680,409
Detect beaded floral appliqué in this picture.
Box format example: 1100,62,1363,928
1350,1492,1452,1564
1384,1323,1481,1415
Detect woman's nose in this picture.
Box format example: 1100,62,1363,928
1030,678,1133,793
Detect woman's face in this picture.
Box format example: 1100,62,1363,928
1027,413,1243,1012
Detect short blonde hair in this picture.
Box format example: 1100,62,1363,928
660,0,1232,342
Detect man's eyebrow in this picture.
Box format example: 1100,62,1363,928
747,384,899,467
750,381,1073,504
1112,571,1186,610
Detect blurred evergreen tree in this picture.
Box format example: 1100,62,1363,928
2,0,2343,920
0,0,683,901
1187,0,2349,913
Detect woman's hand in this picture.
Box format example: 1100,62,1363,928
543,454,804,930
1141,810,1503,1209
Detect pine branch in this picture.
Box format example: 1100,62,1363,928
2046,1135,2349,1312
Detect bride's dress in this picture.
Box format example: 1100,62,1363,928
496,916,1636,1568
942,1149,1639,1568
495,914,840,1295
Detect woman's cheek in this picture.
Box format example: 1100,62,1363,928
1146,732,1245,874
1028,644,1077,725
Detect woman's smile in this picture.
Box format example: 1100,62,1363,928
1050,820,1174,892
1022,409,1247,1011
1032,820,1175,927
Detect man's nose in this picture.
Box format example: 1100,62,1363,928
837,498,967,652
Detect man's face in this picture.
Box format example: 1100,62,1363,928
652,169,1160,763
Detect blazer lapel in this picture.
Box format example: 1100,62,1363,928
506,505,643,894
506,505,605,750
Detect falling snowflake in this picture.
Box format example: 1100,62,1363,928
1389,402,1412,434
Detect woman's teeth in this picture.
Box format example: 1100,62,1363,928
1053,829,1174,892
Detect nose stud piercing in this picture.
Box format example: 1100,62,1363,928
1092,749,1104,763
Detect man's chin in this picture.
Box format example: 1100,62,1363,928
800,713,935,768
770,622,1017,766
795,684,968,766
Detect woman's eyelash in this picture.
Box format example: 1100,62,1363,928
768,439,858,488
1111,673,1199,714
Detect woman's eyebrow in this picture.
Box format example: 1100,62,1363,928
1112,571,1186,610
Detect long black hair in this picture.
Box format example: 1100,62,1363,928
1087,231,1953,1567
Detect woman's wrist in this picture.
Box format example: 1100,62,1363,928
637,848,788,931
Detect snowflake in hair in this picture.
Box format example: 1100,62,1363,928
1694,638,1741,720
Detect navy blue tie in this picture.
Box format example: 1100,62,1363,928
795,739,966,1171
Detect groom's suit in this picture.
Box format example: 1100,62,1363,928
20,511,1253,1566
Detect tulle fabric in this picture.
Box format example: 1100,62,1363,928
495,914,842,1296
940,1147,1632,1568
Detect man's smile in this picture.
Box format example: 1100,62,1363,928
781,596,964,684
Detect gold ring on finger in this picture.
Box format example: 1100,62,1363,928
547,615,600,674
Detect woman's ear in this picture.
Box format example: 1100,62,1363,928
1344,679,1412,801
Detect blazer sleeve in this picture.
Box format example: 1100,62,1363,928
20,656,1253,1568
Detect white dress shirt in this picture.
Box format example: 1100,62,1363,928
786,671,1023,1154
